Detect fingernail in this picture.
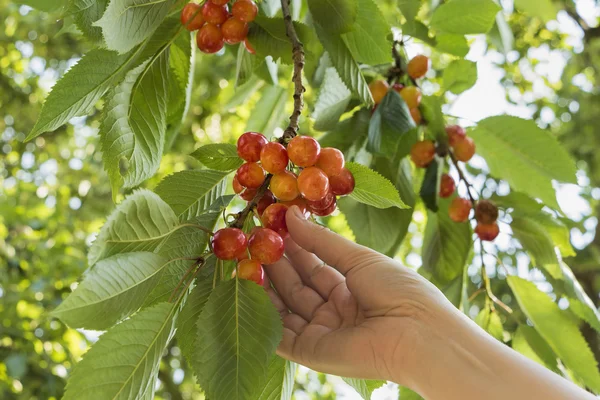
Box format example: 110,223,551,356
290,205,306,220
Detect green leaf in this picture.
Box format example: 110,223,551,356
430,0,501,35
398,386,424,400
489,12,514,54
442,60,477,94
514,0,557,22
511,216,562,278
420,95,446,140
319,108,370,155
175,273,214,363
422,198,472,283
345,162,408,209
254,356,297,400
343,378,386,399
190,144,244,172
313,67,352,131
435,33,469,57
512,325,559,372
559,263,600,334
248,17,318,64
368,90,416,157
341,0,392,65
246,85,290,137
88,189,179,265
94,0,177,54
27,49,130,140
235,42,257,87
474,306,503,341
491,191,543,214
419,158,443,212
398,0,422,34
402,21,436,46
68,0,109,42
470,116,577,209
52,252,169,330
100,51,170,194
63,302,176,400
507,276,600,392
314,24,373,107
308,0,357,34
194,279,283,399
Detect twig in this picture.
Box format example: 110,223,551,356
449,153,478,206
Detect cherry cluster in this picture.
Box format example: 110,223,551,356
210,132,356,285
180,0,257,54
369,55,430,125
410,125,499,241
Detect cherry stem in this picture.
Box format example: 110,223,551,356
479,239,513,315
449,153,478,207
168,258,204,303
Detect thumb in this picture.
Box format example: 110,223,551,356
285,206,378,276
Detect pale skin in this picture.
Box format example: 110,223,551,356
263,206,596,400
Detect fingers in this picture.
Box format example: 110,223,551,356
263,256,325,321
284,237,346,301
286,206,380,276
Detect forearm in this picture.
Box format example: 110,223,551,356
400,305,595,400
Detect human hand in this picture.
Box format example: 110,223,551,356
263,206,453,384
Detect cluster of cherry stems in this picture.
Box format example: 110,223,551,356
181,0,257,54
211,133,356,285
370,54,501,241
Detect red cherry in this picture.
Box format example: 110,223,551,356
392,83,405,93
233,174,244,194
237,131,268,162
244,38,256,54
201,2,228,25
306,190,335,211
181,3,205,31
270,170,299,201
240,188,257,201
407,55,430,79
315,147,345,177
260,142,289,174
449,198,472,223
329,168,355,196
210,0,229,5
475,200,499,224
287,136,321,167
298,167,330,202
248,228,285,264
453,136,476,163
212,228,248,260
400,87,422,109
234,259,264,285
196,24,224,53
310,198,337,217
369,79,389,105
237,162,265,189
256,190,276,216
475,222,500,241
232,0,258,22
446,125,466,147
222,17,249,44
410,140,436,168
235,246,250,261
281,198,309,216
439,174,456,198
261,203,289,237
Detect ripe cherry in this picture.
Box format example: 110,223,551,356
392,83,405,93
446,125,466,147
235,245,250,261
369,79,389,105
256,190,276,216
410,140,436,168
237,131,268,162
475,200,499,225
298,167,330,202
475,222,500,241
222,17,249,44
181,3,205,31
439,174,456,198
260,142,289,174
233,175,244,194
244,38,256,54
449,198,472,223
201,2,228,25
261,203,289,236
407,55,430,79
400,86,422,109
248,228,285,264
196,24,224,53
282,197,309,216
287,136,321,167
453,136,476,162
270,170,299,201
234,259,264,285
210,0,229,5
237,162,265,188
212,228,248,260
410,108,422,125
306,190,335,211
311,198,337,217
232,0,258,22
240,188,257,201
315,147,345,177
329,168,355,196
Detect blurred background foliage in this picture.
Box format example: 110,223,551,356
0,0,599,399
